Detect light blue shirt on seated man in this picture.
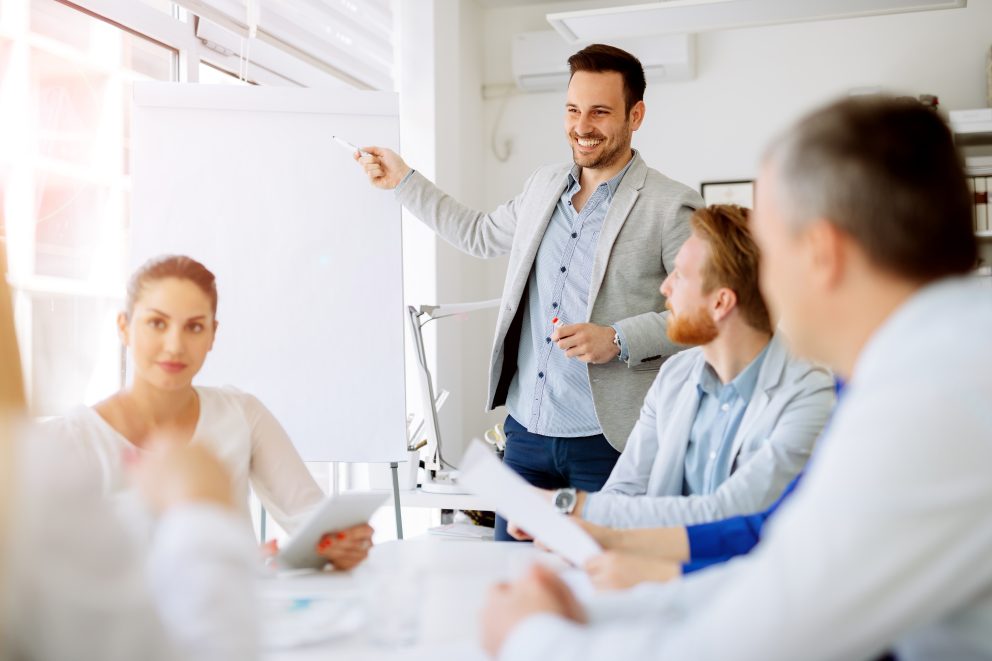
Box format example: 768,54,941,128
682,342,769,496
505,156,635,437
582,332,834,528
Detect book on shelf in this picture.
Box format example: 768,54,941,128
972,176,989,233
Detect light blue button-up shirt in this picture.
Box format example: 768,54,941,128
505,155,636,437
682,342,770,496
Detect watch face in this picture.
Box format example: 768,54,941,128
555,489,575,512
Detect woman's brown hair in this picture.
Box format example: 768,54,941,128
126,255,219,318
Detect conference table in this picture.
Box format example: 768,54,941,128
260,537,568,660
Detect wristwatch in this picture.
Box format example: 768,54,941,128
552,487,578,515
612,330,623,360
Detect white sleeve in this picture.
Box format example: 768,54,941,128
7,436,259,661
241,393,325,533
500,387,992,661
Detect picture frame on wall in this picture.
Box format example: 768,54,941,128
700,179,755,209
987,45,991,107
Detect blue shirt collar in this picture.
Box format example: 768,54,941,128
697,340,771,402
567,149,637,200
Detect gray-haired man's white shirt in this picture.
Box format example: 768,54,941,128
501,277,992,661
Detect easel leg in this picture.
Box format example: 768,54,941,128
390,461,404,540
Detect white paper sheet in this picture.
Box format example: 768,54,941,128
458,441,601,566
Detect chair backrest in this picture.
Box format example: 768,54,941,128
0,247,26,651
0,249,24,412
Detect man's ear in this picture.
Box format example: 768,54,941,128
805,219,846,291
629,100,646,131
712,287,738,323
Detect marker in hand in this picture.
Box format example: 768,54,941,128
551,316,564,342
333,135,369,158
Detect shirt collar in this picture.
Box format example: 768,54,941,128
567,149,638,200
697,340,771,402
731,341,770,402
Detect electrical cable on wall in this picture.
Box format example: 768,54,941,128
490,87,518,163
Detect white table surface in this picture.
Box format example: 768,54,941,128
369,488,490,511
260,537,565,660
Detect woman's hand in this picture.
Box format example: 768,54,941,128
584,551,681,591
315,523,374,570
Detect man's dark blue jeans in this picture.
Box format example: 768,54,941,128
495,414,620,541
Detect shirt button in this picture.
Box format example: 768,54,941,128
709,451,717,460
538,372,545,378
546,337,551,343
560,266,567,273
567,201,572,206
552,302,558,308
571,232,578,239
721,403,730,412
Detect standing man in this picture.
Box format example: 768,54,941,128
357,45,702,539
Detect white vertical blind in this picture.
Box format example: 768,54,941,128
178,0,395,89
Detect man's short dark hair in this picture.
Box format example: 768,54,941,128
567,44,646,115
765,96,977,282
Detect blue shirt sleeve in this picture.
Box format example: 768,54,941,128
684,471,804,564
682,554,736,575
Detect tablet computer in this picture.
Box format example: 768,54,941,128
276,491,389,570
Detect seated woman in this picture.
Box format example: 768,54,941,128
2,250,257,661
50,254,371,570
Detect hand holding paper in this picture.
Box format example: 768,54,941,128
459,440,601,566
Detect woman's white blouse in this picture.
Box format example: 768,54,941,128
50,385,325,535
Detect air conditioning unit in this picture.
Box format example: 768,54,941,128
511,30,695,93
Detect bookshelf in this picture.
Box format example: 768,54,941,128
952,111,992,247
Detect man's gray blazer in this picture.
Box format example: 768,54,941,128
582,333,836,527
394,152,702,450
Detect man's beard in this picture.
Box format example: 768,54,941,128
571,124,631,170
666,302,719,346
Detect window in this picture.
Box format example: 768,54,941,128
0,0,415,541
0,0,176,415
198,59,251,85
1,1,396,416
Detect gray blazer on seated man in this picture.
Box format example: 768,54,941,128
547,205,834,530
582,331,834,528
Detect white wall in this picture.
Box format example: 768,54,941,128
480,1,992,204
396,0,505,465
401,0,992,455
